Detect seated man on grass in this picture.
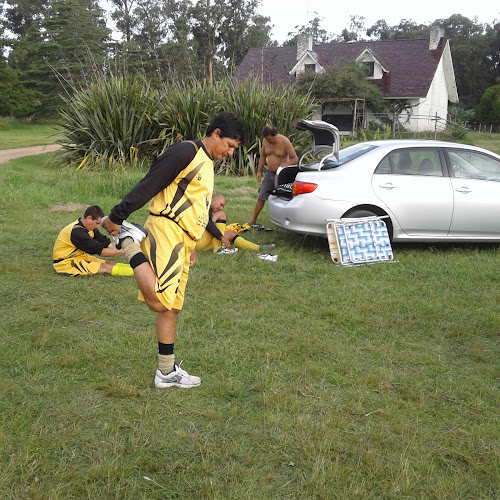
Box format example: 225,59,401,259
52,205,133,276
195,194,275,255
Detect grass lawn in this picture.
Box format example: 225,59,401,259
465,132,500,155
0,118,61,149
0,150,499,499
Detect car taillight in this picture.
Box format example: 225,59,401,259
292,181,317,196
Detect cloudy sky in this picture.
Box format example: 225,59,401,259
257,0,499,44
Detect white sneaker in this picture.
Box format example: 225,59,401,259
154,361,201,389
114,220,147,249
215,247,238,255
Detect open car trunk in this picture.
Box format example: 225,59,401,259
272,119,340,199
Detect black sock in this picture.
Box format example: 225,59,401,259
158,342,174,355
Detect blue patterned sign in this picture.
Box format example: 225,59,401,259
327,217,393,266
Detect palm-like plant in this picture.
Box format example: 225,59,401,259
55,75,316,174
55,75,163,170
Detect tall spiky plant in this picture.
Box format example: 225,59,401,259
54,75,316,174
157,79,223,150
54,75,164,170
218,78,317,175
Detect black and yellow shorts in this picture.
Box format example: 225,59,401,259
140,216,196,311
195,229,217,252
53,254,105,276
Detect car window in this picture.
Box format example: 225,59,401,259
375,148,442,176
446,149,500,181
307,143,378,170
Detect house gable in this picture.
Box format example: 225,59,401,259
355,48,388,79
289,51,324,76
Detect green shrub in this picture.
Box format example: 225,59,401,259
359,123,391,140
475,84,500,124
54,75,165,170
55,75,316,174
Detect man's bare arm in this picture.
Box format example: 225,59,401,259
284,139,298,166
256,149,267,182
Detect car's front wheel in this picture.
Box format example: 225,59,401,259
343,209,393,240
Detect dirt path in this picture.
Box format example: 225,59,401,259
0,144,62,164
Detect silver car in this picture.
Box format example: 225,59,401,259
268,120,500,241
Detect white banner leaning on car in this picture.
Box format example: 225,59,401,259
326,216,395,266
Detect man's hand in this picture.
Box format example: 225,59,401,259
220,235,231,248
256,171,262,183
189,249,196,266
107,242,121,252
101,216,121,236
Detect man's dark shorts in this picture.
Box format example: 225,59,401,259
258,171,276,201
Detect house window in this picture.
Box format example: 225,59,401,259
363,61,374,77
304,64,316,73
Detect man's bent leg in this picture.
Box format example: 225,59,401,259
121,239,167,312
249,199,265,225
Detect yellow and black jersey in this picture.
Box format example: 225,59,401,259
108,140,214,241
52,219,111,262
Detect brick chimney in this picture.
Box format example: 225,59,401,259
429,25,445,50
297,34,313,60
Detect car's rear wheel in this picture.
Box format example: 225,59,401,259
343,209,393,240
345,209,377,218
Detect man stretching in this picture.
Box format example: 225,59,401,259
101,112,245,389
52,205,132,276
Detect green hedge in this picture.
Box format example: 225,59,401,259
54,75,316,174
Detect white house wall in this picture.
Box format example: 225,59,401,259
406,59,449,131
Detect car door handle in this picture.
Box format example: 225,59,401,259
379,183,396,190
455,187,471,194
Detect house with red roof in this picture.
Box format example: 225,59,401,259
235,26,458,134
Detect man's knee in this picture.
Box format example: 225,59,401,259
224,230,237,240
99,261,114,274
143,294,169,313
212,210,226,222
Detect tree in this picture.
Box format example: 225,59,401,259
190,0,269,83
110,0,137,43
0,60,42,117
8,0,110,115
295,62,385,112
284,17,331,46
246,14,275,50
483,20,500,98
475,84,500,124
129,0,170,80
366,20,391,40
438,14,491,108
216,0,270,68
3,0,48,37
336,15,367,42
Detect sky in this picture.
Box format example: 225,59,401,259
257,0,500,44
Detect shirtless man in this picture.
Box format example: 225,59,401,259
248,125,298,226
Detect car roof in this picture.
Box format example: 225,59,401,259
355,139,500,155
359,139,476,148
